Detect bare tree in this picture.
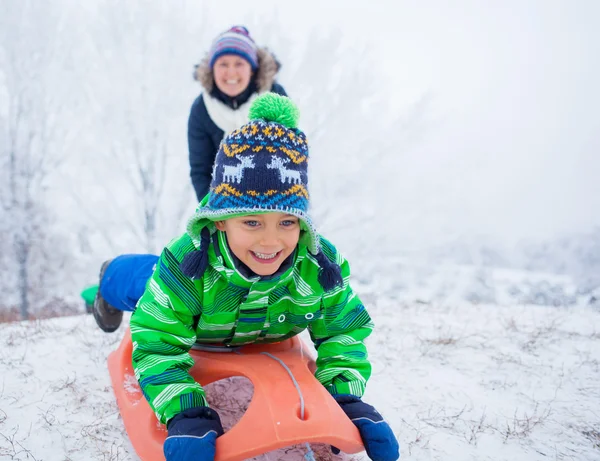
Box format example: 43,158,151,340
82,0,208,254
0,1,81,319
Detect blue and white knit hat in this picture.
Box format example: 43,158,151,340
208,26,259,70
181,93,343,291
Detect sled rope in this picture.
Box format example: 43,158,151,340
260,352,317,461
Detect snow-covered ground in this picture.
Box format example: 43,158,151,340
1,294,598,460
1,1,599,460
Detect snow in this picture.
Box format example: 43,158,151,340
1,0,600,459
1,297,599,460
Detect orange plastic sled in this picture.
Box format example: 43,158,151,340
108,329,364,461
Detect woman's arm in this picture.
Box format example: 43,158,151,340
188,96,218,202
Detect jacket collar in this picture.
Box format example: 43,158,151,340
210,80,257,109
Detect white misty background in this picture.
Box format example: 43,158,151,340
1,0,599,320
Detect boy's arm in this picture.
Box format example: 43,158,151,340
130,236,207,425
308,240,374,398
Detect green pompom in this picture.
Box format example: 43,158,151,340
248,93,300,129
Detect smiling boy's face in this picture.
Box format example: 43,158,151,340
214,212,301,276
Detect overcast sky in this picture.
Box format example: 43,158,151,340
207,0,599,244
371,1,600,243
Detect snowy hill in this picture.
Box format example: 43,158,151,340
1,297,599,460
1,1,599,459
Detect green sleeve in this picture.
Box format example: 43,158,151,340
130,235,207,424
308,238,374,397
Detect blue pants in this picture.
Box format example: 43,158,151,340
99,254,159,312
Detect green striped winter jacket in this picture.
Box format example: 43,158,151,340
130,229,374,424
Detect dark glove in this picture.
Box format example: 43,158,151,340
163,407,224,461
332,394,400,461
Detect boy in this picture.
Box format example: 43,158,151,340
95,93,399,461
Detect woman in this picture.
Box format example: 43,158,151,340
188,25,287,202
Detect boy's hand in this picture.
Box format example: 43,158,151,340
333,394,400,461
164,407,224,461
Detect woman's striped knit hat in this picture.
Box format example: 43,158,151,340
208,26,258,70
181,93,343,291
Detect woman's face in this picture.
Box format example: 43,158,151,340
213,55,253,97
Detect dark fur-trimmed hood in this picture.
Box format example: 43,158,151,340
194,47,281,94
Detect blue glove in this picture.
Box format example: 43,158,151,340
333,395,400,461
163,407,224,461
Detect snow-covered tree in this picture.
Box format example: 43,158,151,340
0,1,83,318
80,0,208,254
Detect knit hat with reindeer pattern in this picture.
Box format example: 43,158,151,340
181,93,342,291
